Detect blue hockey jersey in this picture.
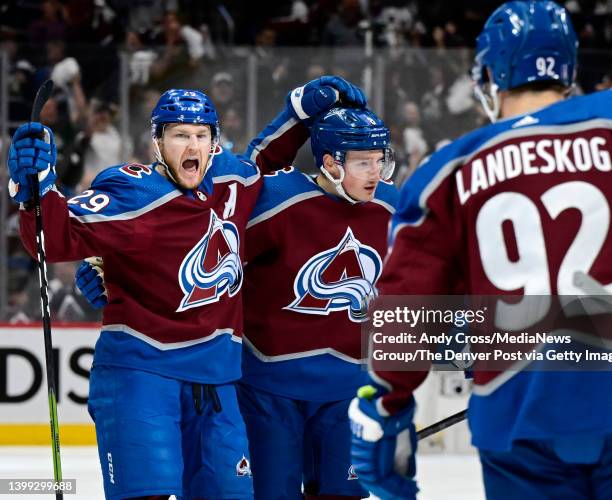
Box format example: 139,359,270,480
371,89,612,452
21,111,311,384
242,166,398,401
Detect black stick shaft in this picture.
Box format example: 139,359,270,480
30,79,63,500
417,409,468,441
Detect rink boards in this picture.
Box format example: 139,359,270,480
0,325,98,445
0,325,474,450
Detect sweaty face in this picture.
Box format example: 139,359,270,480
158,123,213,189
341,150,385,202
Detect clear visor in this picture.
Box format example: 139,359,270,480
162,128,212,146
342,148,395,181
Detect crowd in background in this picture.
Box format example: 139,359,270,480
2,0,612,322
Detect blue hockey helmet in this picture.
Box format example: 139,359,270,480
151,89,220,139
472,0,578,92
311,107,393,176
311,107,394,203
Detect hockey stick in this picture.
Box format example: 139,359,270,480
417,409,467,441
29,79,64,500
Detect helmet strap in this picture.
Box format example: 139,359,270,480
153,138,179,184
152,130,219,188
474,82,500,123
320,163,360,205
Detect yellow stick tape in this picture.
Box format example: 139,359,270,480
0,425,96,445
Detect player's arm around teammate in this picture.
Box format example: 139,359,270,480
7,78,363,500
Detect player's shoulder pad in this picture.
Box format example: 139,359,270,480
69,163,179,218
208,147,260,187
249,166,324,223
394,91,612,226
533,89,612,125
394,121,509,225
372,179,399,213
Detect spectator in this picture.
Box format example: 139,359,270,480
28,0,68,44
322,0,364,46
49,262,101,322
5,212,37,323
210,71,237,118
39,95,87,196
5,275,36,324
376,6,413,48
198,24,217,61
149,10,203,80
80,100,123,187
130,88,162,164
1,32,37,123
219,107,246,153
420,65,453,145
124,30,157,86
397,101,428,185
305,61,326,81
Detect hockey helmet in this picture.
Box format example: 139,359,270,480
311,107,394,180
151,89,220,140
472,0,577,121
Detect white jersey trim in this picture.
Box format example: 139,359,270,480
212,172,260,187
475,325,612,397
248,117,299,164
243,334,364,364
371,198,395,214
247,190,324,228
406,117,612,230
68,190,182,224
102,324,242,350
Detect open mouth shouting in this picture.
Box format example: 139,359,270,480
182,157,200,174
179,156,202,186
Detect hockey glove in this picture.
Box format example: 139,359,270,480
349,385,418,500
75,257,108,309
286,75,367,122
7,122,57,203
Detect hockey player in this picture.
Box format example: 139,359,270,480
76,105,398,499
239,106,396,500
7,76,365,500
349,2,612,499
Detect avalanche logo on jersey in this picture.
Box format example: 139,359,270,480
285,228,382,322
177,209,243,312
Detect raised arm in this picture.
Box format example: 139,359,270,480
8,122,149,262
244,76,367,173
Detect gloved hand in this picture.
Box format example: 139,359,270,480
349,385,419,500
7,122,57,203
286,75,367,122
75,257,108,309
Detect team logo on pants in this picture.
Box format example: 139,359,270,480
177,210,243,311
347,464,359,480
285,227,382,322
236,455,252,477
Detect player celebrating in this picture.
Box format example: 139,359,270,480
7,76,365,500
349,1,612,499
239,106,396,500
76,104,397,499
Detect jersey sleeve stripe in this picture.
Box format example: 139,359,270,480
68,190,182,223
248,117,299,164
212,172,260,187
402,115,612,231
102,324,242,350
247,191,324,228
243,334,364,364
371,198,395,214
